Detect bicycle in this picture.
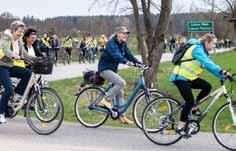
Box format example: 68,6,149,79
141,74,236,150
74,64,164,129
0,58,64,135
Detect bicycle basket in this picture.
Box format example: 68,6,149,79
83,70,105,86
32,57,53,74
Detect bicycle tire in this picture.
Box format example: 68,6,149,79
142,97,182,146
212,102,236,151
132,89,164,130
25,87,64,135
74,86,109,128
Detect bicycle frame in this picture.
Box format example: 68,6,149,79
92,66,150,115
113,75,146,114
8,73,44,113
197,81,236,125
166,80,236,126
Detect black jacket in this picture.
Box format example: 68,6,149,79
24,39,44,57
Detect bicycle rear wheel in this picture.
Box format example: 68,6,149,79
75,86,109,128
142,97,182,145
213,102,236,151
132,89,164,130
66,53,71,64
26,87,64,135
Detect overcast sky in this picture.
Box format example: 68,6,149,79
0,0,210,19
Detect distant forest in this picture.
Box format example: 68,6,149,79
0,11,233,39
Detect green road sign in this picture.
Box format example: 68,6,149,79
187,21,213,32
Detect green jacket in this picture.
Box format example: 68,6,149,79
0,29,30,67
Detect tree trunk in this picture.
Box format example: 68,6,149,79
234,22,236,44
146,0,172,88
130,0,147,64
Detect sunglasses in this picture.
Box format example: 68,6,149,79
122,32,130,35
29,31,37,35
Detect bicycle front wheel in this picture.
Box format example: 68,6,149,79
213,102,236,151
132,89,164,130
75,86,109,128
26,88,64,135
142,97,182,146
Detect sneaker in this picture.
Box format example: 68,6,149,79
192,108,201,116
99,98,112,109
175,127,186,136
0,114,7,123
119,116,134,124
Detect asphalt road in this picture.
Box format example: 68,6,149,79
0,117,228,151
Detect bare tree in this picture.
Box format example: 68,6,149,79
130,0,172,87
202,0,236,41
130,0,147,64
89,0,172,87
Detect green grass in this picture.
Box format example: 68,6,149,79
49,50,236,131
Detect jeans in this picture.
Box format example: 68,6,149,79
100,70,126,114
0,66,31,114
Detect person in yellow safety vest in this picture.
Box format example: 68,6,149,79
98,34,108,51
63,36,73,59
0,20,32,123
40,33,51,56
170,33,232,135
89,36,97,56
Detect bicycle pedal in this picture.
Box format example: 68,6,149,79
110,108,119,120
182,133,192,139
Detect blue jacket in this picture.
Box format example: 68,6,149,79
98,36,141,73
170,38,224,82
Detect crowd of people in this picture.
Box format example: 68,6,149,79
165,36,234,53
0,19,234,127
0,27,109,66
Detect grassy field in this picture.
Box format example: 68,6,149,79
49,50,236,131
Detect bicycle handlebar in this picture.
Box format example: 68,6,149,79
133,63,149,70
229,74,236,82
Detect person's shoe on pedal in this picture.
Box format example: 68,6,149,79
175,127,186,135
100,98,112,109
119,116,134,124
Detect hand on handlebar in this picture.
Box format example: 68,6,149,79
221,70,233,81
126,61,134,66
12,54,21,60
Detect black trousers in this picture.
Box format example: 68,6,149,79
174,78,212,122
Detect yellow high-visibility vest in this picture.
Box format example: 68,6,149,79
63,39,73,48
0,48,4,59
41,38,50,48
13,60,25,68
172,45,204,80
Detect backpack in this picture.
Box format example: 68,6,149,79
82,70,105,86
171,43,194,65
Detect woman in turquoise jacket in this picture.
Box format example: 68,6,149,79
170,34,232,135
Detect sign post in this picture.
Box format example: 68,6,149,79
187,21,214,37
